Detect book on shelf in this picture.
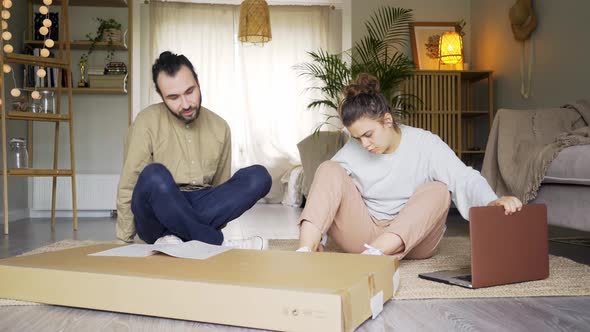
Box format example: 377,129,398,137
23,46,68,89
105,61,128,75
105,70,127,75
87,66,105,76
88,74,127,90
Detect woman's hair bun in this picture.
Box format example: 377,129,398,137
342,73,380,98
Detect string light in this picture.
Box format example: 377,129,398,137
1,0,14,110
39,1,54,53
0,0,7,96
8,66,20,99
37,69,47,78
0,0,56,108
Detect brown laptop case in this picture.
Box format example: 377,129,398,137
469,204,549,288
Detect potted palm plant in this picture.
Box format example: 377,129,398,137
296,7,419,133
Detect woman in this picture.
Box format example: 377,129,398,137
297,74,522,258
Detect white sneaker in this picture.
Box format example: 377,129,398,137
296,246,311,252
361,243,384,256
222,236,265,250
154,234,184,245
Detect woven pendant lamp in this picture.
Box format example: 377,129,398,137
238,0,272,43
438,31,463,66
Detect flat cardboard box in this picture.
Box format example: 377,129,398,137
0,245,399,332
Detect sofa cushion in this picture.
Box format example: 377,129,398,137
543,145,590,185
297,131,349,196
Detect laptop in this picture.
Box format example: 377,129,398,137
419,204,549,289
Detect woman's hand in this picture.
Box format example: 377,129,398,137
488,196,523,215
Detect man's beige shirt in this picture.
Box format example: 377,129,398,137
116,103,231,242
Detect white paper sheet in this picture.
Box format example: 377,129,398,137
155,241,232,260
88,244,158,257
89,240,232,260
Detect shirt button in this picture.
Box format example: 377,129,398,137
185,125,189,129
188,139,192,143
191,180,197,185
191,161,195,164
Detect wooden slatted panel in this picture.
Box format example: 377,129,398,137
404,72,461,154
443,74,449,149
450,74,461,153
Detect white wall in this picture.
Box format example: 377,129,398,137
471,0,590,109
350,0,471,62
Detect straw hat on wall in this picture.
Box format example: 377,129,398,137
509,0,537,41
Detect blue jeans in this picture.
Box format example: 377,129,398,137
131,163,272,245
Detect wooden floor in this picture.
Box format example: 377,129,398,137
0,205,589,331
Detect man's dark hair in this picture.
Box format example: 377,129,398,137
152,51,199,94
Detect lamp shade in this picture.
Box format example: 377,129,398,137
439,31,463,64
238,0,272,43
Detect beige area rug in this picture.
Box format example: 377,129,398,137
1,237,589,306
270,237,590,300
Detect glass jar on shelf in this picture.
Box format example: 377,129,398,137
8,138,29,169
39,90,55,114
11,94,29,112
27,100,42,113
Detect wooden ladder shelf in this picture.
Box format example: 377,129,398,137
0,0,77,234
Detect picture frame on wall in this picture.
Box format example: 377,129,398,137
409,22,461,70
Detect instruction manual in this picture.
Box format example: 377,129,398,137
89,240,232,260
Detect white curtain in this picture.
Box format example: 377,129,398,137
149,2,339,202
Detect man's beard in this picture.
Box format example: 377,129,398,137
166,98,202,124
173,105,200,124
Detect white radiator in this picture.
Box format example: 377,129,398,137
32,174,120,211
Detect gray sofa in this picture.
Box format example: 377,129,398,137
532,145,590,232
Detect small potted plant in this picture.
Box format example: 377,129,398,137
82,17,123,63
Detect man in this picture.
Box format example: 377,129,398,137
116,51,271,248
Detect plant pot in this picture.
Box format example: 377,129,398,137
101,29,122,43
